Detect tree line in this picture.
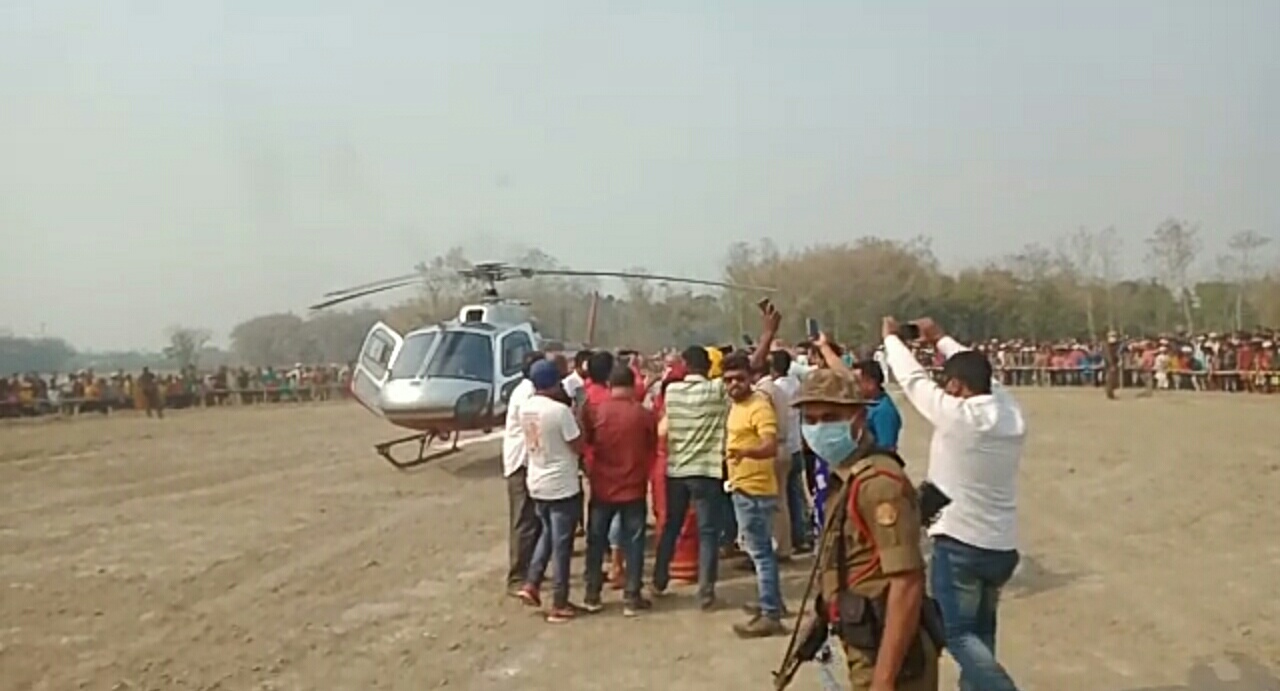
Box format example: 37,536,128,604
230,221,1278,359
6,221,1277,373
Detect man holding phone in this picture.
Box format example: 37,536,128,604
880,317,1025,691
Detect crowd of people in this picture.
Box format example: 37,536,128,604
5,326,1275,421
0,365,352,418
955,331,1279,393
503,307,1036,690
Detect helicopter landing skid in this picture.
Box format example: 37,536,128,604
375,430,460,470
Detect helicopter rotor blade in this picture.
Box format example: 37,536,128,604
309,279,420,310
322,272,422,297
511,267,777,292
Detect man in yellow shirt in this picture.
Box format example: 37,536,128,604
721,351,786,638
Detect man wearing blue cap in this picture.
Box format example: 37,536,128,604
516,359,588,623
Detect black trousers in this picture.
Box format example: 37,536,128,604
506,467,542,588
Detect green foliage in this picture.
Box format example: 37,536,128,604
244,233,1279,358
0,336,77,374
229,308,383,366
18,227,1278,372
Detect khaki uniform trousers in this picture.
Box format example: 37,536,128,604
843,634,939,691
772,451,793,559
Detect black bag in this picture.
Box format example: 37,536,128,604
836,591,930,681
835,592,879,650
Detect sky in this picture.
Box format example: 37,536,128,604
1,0,1276,350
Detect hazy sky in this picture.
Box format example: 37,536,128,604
2,1,1276,350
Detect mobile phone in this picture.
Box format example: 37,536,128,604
805,318,820,340
900,323,921,341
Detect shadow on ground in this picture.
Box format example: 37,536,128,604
1119,655,1279,691
1003,552,1084,599
445,452,504,479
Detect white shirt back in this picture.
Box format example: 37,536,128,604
883,335,1025,551
772,374,804,455
562,371,585,407
520,394,583,501
501,378,536,477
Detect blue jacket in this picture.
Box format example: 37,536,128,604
867,391,903,450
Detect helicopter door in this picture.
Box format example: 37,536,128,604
496,329,535,414
351,322,404,414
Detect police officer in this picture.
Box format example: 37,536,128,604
793,369,938,691
1103,331,1121,400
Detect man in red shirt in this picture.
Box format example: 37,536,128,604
580,365,658,616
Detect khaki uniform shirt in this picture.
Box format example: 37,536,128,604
819,445,937,691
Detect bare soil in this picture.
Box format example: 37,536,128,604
1,390,1277,691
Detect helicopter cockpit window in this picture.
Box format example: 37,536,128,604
389,332,438,380
424,332,494,383
500,331,533,377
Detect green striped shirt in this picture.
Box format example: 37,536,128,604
664,375,728,479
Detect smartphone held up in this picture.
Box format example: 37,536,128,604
805,318,820,341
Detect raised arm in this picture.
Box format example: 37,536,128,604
916,317,1004,392
882,333,958,428
749,303,783,374
935,336,969,359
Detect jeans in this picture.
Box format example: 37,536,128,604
930,535,1022,691
608,513,622,548
527,493,584,609
652,476,722,599
731,492,783,618
785,451,810,547
772,453,793,558
585,498,647,599
506,467,542,589
718,488,738,548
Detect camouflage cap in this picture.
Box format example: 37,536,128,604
791,369,870,407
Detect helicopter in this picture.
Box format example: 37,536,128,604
311,261,774,469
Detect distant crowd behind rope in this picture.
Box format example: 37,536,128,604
0,364,352,417
908,330,1278,392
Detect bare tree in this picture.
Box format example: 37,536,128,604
1094,227,1123,329
164,326,212,370
1145,219,1201,332
1227,230,1271,330
1064,227,1099,339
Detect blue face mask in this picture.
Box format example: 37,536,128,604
801,420,857,463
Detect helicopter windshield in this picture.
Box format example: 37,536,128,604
424,331,494,383
388,332,438,380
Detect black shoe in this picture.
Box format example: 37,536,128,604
623,596,652,617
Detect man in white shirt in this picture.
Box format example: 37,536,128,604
516,359,587,623
767,349,812,553
753,364,794,562
881,316,1025,691
502,352,544,596
561,350,590,409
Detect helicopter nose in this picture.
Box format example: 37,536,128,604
379,379,490,426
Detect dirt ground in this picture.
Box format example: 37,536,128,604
1,390,1277,691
